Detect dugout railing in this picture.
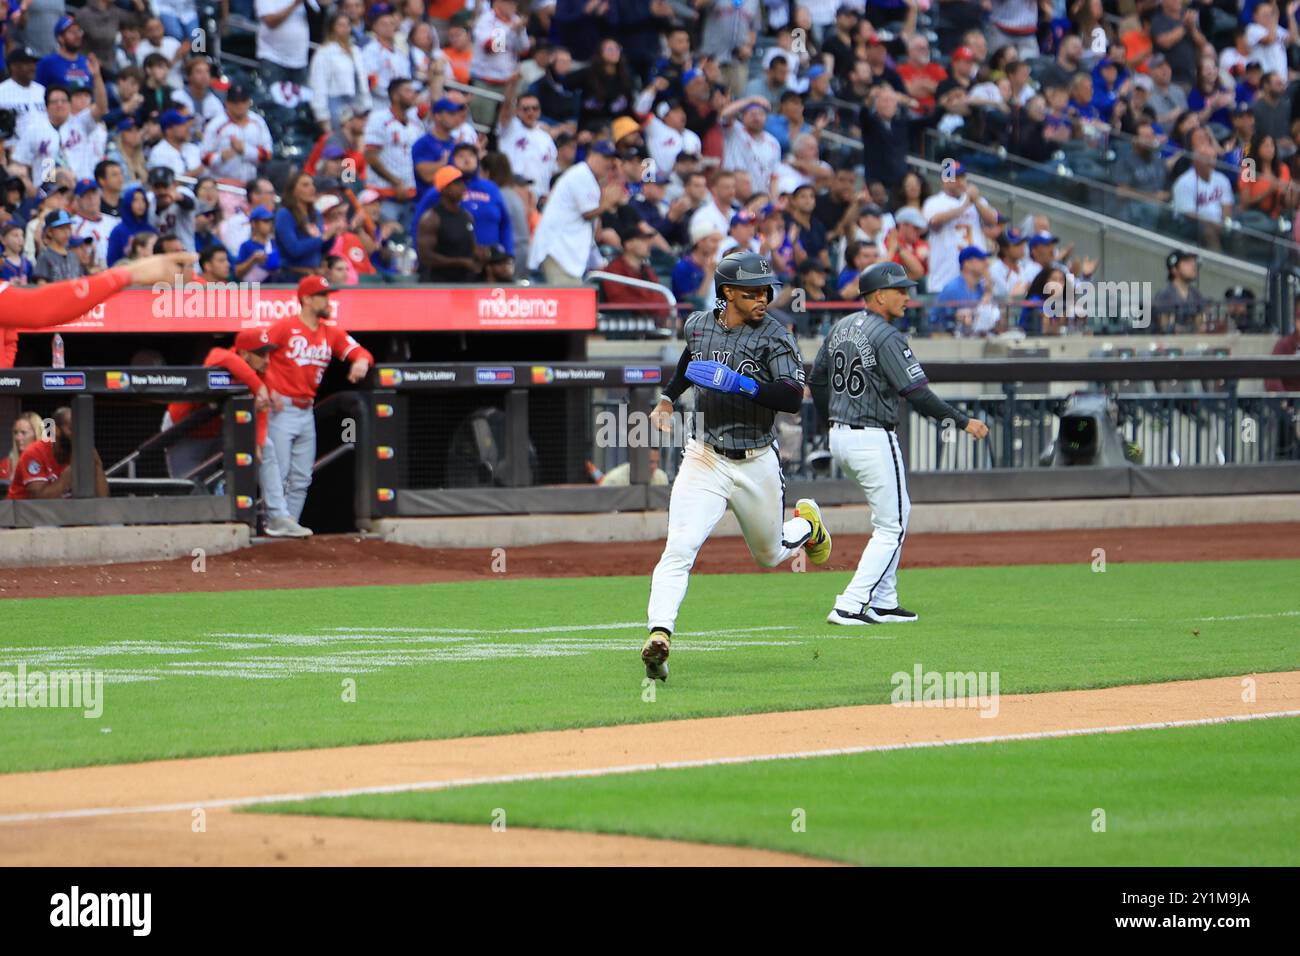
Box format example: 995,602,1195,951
356,356,1300,526
0,367,257,529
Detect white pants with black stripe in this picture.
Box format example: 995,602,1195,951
647,439,812,633
830,424,911,612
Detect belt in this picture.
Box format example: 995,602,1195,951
832,422,895,432
708,443,767,461
279,397,313,410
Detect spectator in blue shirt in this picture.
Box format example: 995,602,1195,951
36,17,93,91
933,246,994,334
671,219,720,310
105,185,153,266
234,206,279,282
0,220,34,284
411,143,515,255
766,90,815,154
411,98,465,203
274,171,340,277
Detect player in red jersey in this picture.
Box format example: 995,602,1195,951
7,407,109,500
261,275,373,534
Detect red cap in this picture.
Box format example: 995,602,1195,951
233,327,275,353
952,46,975,62
865,31,883,46
297,275,334,299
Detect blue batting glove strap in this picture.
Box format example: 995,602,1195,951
736,374,758,397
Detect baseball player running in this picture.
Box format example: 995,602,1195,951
809,261,989,625
643,250,831,681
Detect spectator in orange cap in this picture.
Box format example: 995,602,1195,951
415,165,484,282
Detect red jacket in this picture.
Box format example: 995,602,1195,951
167,348,269,446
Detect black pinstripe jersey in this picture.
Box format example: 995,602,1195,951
684,309,806,449
809,309,926,428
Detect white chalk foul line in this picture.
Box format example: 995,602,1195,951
1,709,1296,826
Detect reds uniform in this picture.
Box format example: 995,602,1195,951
165,345,270,480
810,261,979,625
262,283,373,524
6,440,64,499
644,251,831,680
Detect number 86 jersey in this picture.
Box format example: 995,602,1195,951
809,309,930,429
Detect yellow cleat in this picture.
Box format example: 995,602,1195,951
795,498,832,565
642,629,671,681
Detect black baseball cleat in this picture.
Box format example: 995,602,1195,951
826,606,873,626
866,606,919,623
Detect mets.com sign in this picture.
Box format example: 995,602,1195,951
14,285,596,334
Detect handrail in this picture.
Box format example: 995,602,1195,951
104,405,221,477
587,270,678,313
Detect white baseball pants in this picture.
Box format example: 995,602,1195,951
647,439,812,633
830,424,911,612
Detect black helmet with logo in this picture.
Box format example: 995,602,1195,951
858,261,918,297
714,250,780,299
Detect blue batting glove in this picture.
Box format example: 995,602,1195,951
685,360,758,397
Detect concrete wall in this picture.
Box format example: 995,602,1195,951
0,523,251,569
373,494,1300,548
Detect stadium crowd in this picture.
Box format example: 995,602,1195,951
0,0,1295,354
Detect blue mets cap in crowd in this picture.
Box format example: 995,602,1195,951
68,234,91,247
250,206,275,222
159,109,191,130
589,140,617,157
730,210,757,227
1027,231,1058,248
958,245,990,265
682,68,705,87
432,97,466,114
367,2,395,19
44,210,75,229
947,160,967,178
74,179,98,196
1003,227,1025,244
806,65,827,80
54,15,76,37
116,117,137,132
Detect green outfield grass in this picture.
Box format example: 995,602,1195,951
0,559,1296,772
256,717,1300,865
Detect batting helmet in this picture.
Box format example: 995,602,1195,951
714,250,780,299
858,261,918,297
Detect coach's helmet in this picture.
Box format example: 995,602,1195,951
858,261,918,297
714,250,780,304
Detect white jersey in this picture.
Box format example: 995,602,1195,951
72,213,120,268
1171,169,1234,223
989,255,1032,298
527,160,600,276
362,40,411,97
200,112,274,182
14,110,103,182
255,0,311,70
0,78,47,146
723,123,782,194
172,88,226,133
921,192,985,291
645,117,700,180
497,116,557,197
147,139,204,178
1245,23,1288,81
470,8,530,83
363,106,421,192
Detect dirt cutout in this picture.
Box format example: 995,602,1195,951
1,671,1294,866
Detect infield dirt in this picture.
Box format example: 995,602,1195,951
1,671,1295,866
